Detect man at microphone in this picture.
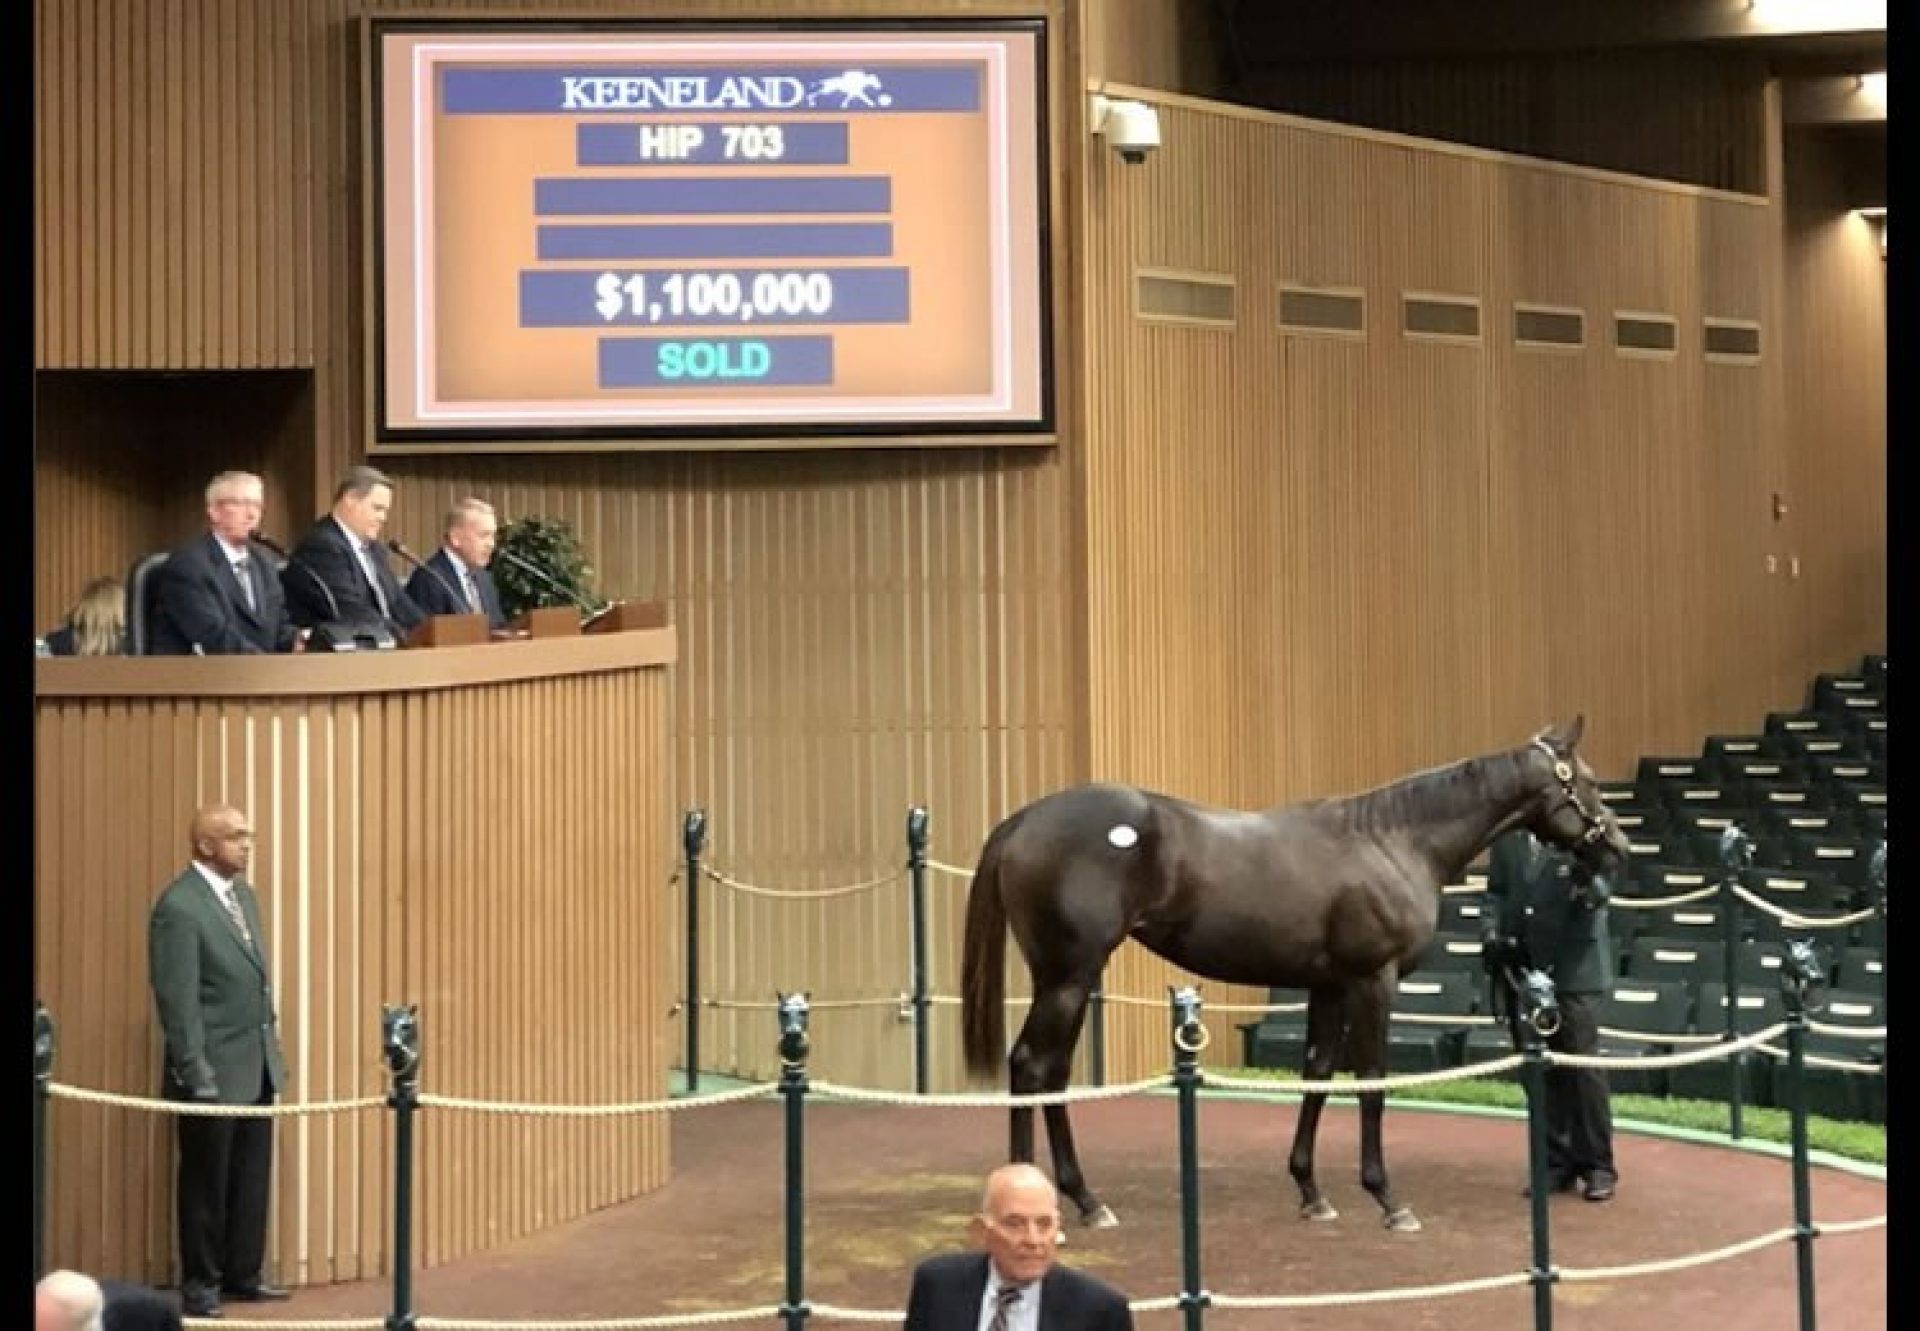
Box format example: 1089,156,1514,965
149,470,304,654
281,464,425,639
405,497,509,631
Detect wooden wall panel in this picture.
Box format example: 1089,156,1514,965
35,655,673,1283
34,0,313,368
1781,127,1888,684
33,372,316,630
1078,90,1851,1081
1082,0,1223,96
374,449,1077,1087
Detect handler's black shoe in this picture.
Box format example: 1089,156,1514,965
1583,1171,1617,1202
180,1287,223,1318
1521,1171,1581,1198
222,1282,291,1301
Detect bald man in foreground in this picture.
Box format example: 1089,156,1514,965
149,803,291,1319
902,1163,1134,1330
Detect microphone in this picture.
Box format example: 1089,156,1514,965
496,547,603,617
252,533,342,624
386,540,467,613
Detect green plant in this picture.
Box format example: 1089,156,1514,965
492,515,604,620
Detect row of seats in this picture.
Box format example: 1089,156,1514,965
1417,930,1884,994
1238,972,1885,1123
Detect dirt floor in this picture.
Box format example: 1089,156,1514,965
241,1094,1884,1329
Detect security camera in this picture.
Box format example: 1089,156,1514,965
1091,95,1161,165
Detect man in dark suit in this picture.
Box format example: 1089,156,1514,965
280,464,425,639
150,471,304,655
903,1163,1133,1330
1483,827,1619,1202
149,803,293,1319
405,496,508,630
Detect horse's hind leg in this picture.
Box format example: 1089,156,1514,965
1009,978,1116,1227
1350,970,1420,1232
1287,988,1347,1222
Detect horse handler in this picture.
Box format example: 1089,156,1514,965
1482,828,1620,1202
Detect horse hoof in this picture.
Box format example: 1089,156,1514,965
1081,1204,1120,1229
1300,1198,1339,1223
1384,1207,1422,1233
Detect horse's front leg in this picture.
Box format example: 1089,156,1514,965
1351,972,1421,1232
1288,989,1345,1221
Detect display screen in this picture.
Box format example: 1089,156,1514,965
369,20,1052,447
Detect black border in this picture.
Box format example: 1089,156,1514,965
366,15,1056,451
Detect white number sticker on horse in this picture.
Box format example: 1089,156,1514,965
1107,824,1140,849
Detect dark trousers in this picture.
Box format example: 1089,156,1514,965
1542,990,1615,1180
176,1073,274,1296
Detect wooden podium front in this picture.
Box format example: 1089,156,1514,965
34,628,677,1285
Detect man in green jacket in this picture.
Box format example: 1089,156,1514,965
149,803,292,1318
1483,827,1619,1202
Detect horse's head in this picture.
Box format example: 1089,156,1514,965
1523,716,1630,878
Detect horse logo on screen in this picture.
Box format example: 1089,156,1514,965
809,70,890,109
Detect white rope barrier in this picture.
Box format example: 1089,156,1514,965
925,859,976,879
1610,884,1724,910
49,1086,385,1116
1209,1269,1532,1310
416,1082,780,1117
415,1311,783,1330
700,864,901,900
1558,1226,1797,1282
1729,883,1879,930
1551,1024,1786,1071
810,1076,1172,1108
1205,1054,1525,1096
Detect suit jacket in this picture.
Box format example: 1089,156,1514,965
1485,830,1615,995
101,1279,185,1331
406,548,507,629
148,867,289,1103
281,517,425,636
903,1252,1134,1331
149,534,298,655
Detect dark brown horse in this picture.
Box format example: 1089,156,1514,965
961,719,1628,1232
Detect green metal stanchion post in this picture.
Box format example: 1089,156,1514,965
684,809,707,1095
777,994,813,1331
1170,986,1209,1331
1868,841,1886,983
1780,941,1824,1331
382,1004,423,1331
1513,966,1560,1331
33,1001,56,1280
907,806,931,1095
1718,823,1755,1139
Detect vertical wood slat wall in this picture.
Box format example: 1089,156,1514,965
1073,89,1875,1080
31,0,1884,1169
33,0,1085,1094
34,665,673,1284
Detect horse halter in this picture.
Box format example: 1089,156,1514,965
1529,737,1610,847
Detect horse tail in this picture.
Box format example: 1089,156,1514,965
961,819,1016,1080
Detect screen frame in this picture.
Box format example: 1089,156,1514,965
362,14,1056,453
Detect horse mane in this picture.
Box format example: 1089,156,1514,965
1320,746,1528,836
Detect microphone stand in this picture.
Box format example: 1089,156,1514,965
496,547,608,622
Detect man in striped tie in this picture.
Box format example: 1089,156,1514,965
902,1163,1133,1330
148,802,292,1319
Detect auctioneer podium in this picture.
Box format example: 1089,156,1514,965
33,617,677,1286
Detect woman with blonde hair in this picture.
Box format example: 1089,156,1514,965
42,576,129,656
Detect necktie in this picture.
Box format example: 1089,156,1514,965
360,542,392,618
233,555,257,612
987,1283,1024,1331
218,885,253,946
461,567,482,614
